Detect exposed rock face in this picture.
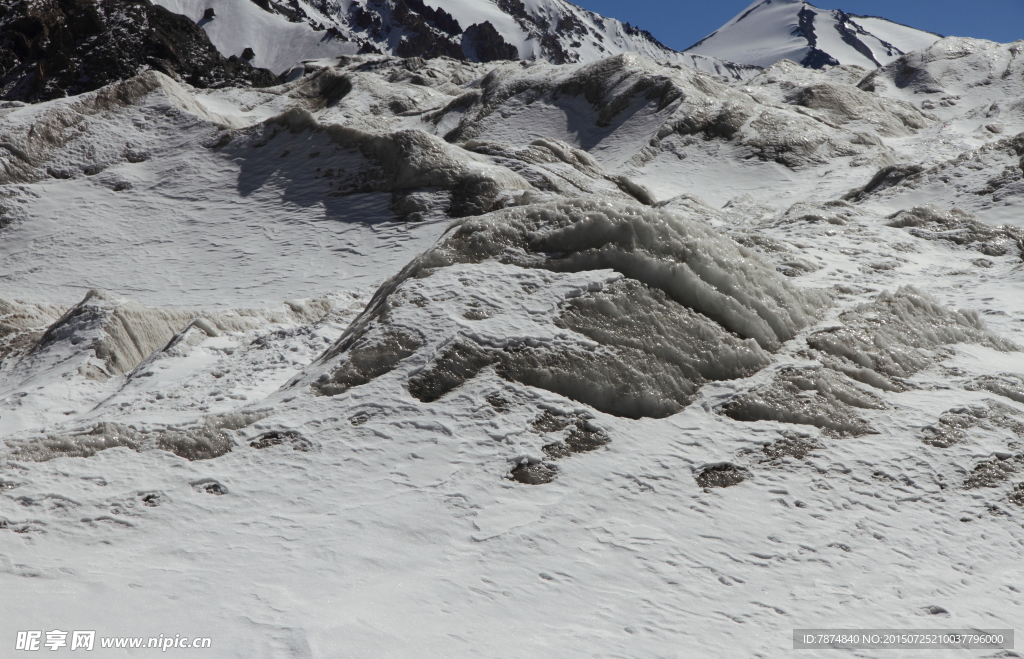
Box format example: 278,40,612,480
0,0,279,102
349,0,464,60
462,21,518,62
329,0,742,73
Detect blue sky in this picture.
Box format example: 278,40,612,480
573,0,1024,51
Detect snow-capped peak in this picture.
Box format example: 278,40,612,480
152,0,757,78
686,0,942,69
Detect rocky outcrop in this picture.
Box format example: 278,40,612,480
462,21,518,62
350,0,464,60
0,0,279,103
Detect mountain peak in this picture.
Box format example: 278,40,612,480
686,0,942,69
148,0,753,78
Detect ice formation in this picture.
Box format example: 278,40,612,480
922,401,1024,449
0,297,65,363
806,286,1017,391
7,410,270,462
721,365,885,436
302,198,829,419
722,286,1019,434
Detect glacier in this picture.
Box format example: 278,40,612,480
1,2,1024,657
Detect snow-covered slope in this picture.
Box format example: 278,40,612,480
3,27,1024,658
687,0,942,69
153,0,756,78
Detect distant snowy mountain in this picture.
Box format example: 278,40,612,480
153,0,755,77
686,0,942,69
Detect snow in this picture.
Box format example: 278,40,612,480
145,0,756,82
156,0,358,74
420,0,535,57
687,0,942,70
686,0,812,69
850,15,944,57
3,23,1024,659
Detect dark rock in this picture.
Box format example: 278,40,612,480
390,0,464,59
192,480,228,495
202,7,214,19
357,41,382,55
241,47,255,60
762,433,821,460
964,460,1014,489
349,0,463,60
404,0,460,35
510,461,557,485
140,492,162,506
249,429,308,449
249,0,308,23
0,0,279,103
795,7,841,69
462,21,518,62
696,463,748,489
1010,483,1024,506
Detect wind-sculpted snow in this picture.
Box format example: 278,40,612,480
303,199,828,418
429,53,906,173
747,60,931,138
845,138,1024,225
0,71,239,186
231,104,536,217
860,38,1024,129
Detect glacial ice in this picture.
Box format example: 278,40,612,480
308,198,830,418
721,366,885,436
0,297,65,362
313,325,423,396
6,410,269,462
886,205,1024,258
31,290,200,380
722,285,1019,434
4,37,1024,656
429,199,832,349
922,401,1024,449
0,72,238,185
807,286,1017,390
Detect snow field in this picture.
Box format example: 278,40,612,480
2,36,1024,657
